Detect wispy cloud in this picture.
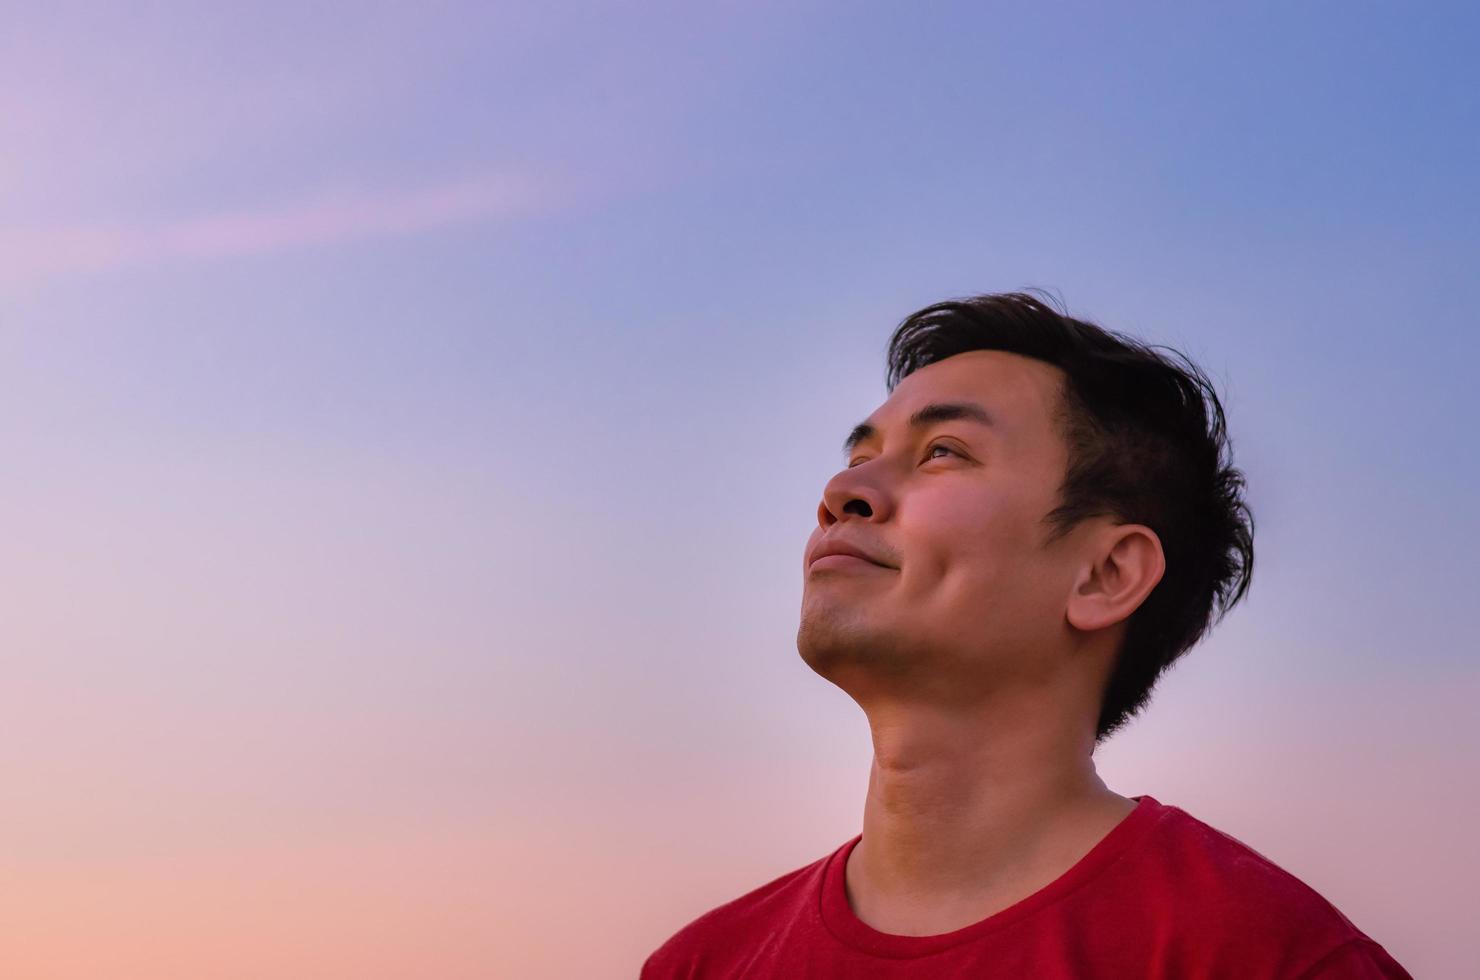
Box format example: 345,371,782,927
0,171,556,286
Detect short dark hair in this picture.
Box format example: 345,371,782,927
884,290,1255,744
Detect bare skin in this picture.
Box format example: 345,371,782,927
845,704,1137,935
797,350,1164,936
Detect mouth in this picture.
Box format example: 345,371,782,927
809,554,892,572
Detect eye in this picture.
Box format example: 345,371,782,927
922,441,963,462
847,441,965,469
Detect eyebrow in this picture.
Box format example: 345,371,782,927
842,401,996,458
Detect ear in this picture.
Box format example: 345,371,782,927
1065,524,1166,633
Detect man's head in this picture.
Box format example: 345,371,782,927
797,291,1254,746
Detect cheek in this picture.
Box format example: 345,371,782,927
903,504,997,593
902,492,1042,603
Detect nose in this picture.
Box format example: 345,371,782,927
816,462,891,529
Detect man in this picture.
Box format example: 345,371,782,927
640,292,1412,979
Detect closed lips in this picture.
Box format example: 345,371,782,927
810,540,892,567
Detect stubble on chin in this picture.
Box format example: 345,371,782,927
796,601,917,683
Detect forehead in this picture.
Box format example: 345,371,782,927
880,349,1066,433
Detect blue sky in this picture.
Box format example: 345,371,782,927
9,1,1473,670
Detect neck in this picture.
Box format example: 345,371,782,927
844,697,1135,936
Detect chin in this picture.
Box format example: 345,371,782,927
796,611,914,682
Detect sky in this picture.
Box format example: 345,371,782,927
2,2,1476,977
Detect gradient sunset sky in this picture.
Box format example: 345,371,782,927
2,2,1475,977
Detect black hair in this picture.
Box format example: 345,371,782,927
884,290,1255,744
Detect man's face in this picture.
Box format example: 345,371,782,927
798,349,1085,707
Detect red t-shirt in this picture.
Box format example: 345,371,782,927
640,795,1413,979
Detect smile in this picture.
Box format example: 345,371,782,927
809,554,892,571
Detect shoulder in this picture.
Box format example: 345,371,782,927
1293,937,1415,980
640,845,837,979
1135,801,1388,962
